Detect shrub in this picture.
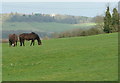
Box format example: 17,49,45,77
55,27,104,38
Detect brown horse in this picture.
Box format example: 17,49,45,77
9,34,18,47
19,32,42,46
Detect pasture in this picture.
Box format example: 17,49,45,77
2,33,118,81
2,22,95,32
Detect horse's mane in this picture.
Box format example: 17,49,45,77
31,32,36,34
31,32,39,38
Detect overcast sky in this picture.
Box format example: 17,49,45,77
2,0,120,2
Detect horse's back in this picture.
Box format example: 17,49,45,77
19,32,37,40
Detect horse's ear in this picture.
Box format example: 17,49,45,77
31,32,35,34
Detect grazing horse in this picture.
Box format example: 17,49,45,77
9,34,18,47
19,32,42,46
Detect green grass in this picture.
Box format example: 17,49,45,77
0,43,2,82
2,33,118,81
2,22,95,32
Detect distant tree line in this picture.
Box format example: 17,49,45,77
52,27,104,38
52,6,119,38
103,6,119,33
6,13,92,24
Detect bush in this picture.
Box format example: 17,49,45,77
55,27,104,38
87,28,104,35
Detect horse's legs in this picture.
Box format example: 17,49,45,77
13,42,15,47
30,40,33,46
19,38,22,46
23,40,25,46
16,41,17,46
20,38,25,46
30,40,35,46
20,41,22,46
9,41,12,47
33,40,35,46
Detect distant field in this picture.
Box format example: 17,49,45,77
2,33,118,81
2,22,96,38
2,22,96,32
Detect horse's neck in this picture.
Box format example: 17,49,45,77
37,37,40,41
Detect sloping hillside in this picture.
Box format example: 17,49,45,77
2,33,118,81
2,22,95,38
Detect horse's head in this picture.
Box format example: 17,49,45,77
12,44,15,47
38,41,42,45
37,37,42,45
12,42,16,47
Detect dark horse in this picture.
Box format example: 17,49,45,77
19,32,42,46
9,34,18,47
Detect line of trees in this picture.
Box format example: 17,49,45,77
103,6,119,33
52,27,104,38
6,13,92,24
52,6,119,38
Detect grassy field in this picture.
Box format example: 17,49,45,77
2,22,95,32
2,33,118,81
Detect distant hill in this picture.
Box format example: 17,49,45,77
5,13,93,24
2,22,95,38
2,13,95,39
